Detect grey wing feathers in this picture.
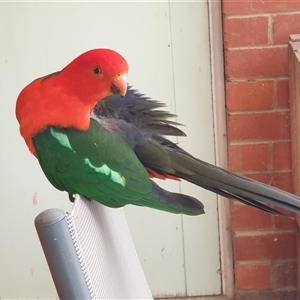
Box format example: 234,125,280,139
94,85,186,137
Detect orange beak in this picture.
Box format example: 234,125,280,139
111,73,127,96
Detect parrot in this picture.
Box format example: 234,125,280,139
16,48,300,217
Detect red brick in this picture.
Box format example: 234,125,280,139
234,232,297,260
275,218,297,230
246,171,293,193
272,141,292,169
274,209,297,230
277,79,290,108
274,13,300,44
231,205,273,231
226,81,274,111
272,261,297,288
226,47,288,78
235,290,297,300
228,144,269,171
228,111,290,141
252,1,300,14
236,264,271,289
223,0,300,15
223,0,252,15
224,16,269,47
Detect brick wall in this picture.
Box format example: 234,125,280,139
222,1,300,299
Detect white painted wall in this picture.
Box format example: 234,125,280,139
0,2,220,298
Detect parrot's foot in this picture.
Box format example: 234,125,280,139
68,193,75,203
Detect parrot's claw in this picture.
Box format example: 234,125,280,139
68,193,75,203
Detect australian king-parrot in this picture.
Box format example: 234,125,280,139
16,49,300,217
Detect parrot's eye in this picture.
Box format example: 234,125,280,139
93,66,102,76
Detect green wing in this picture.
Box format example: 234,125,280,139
33,119,152,208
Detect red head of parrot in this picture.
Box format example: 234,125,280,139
15,49,128,156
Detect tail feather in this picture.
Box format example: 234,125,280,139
196,183,290,217
174,154,300,216
139,181,205,216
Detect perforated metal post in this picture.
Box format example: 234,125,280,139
35,208,92,300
